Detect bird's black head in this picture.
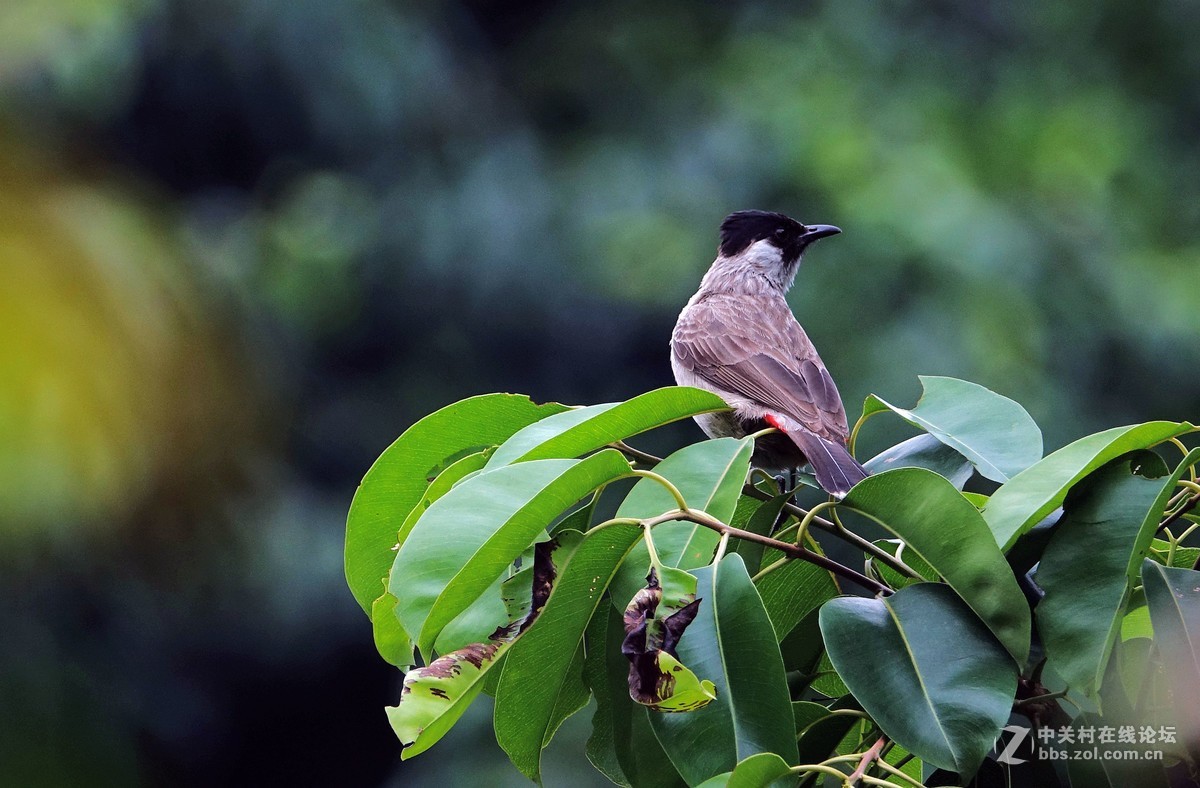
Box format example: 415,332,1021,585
718,210,841,265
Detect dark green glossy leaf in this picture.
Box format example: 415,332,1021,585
819,583,1018,774
493,523,644,782
982,421,1192,550
346,393,566,612
611,437,754,608
1142,559,1200,746
841,468,1030,664
1035,453,1180,696
486,386,730,468
390,450,631,658
864,433,974,489
649,555,798,786
861,376,1042,483
694,753,794,788
794,697,860,766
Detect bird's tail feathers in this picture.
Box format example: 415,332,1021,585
786,426,868,498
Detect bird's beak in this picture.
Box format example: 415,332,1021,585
801,224,841,242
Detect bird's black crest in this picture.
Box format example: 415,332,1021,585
718,210,805,258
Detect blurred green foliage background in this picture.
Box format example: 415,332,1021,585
1,0,1197,785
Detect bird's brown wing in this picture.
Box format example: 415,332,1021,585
672,295,849,442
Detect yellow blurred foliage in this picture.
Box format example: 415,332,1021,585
0,139,254,536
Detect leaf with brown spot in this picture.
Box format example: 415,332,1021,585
386,530,581,759
386,640,505,760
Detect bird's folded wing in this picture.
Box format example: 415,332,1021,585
673,315,848,441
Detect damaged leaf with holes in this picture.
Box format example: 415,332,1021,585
622,567,714,711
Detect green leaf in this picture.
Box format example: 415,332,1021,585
371,591,413,669
390,450,631,658
611,437,754,609
346,393,566,612
386,641,508,760
493,523,645,782
794,697,861,766
1035,452,1181,696
1142,559,1200,745
1148,538,1200,570
486,386,730,468
540,644,591,747
982,421,1192,550
819,583,1018,774
584,604,686,788
395,448,493,549
694,753,794,788
864,433,975,489
754,539,839,642
840,468,1030,665
649,555,798,786
862,376,1042,483
730,493,790,576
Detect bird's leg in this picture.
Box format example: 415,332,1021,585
768,468,798,535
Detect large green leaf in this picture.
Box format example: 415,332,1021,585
753,541,840,642
1142,559,1200,747
390,450,631,658
394,448,493,549
486,386,730,468
819,583,1017,774
864,433,974,489
493,523,644,782
584,605,686,788
611,437,755,608
694,753,793,788
1035,452,1181,696
840,468,1030,665
862,376,1042,483
649,555,798,786
982,421,1192,550
346,393,566,612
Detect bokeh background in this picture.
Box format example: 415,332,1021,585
2,0,1198,785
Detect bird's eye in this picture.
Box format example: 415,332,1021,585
774,227,786,238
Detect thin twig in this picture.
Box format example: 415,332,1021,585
848,737,887,783
1158,493,1200,536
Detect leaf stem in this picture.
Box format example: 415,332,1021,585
1166,437,1197,482
848,410,880,458
610,441,662,467
1013,689,1069,707
750,556,789,582
630,469,690,511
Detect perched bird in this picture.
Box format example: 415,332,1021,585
670,210,867,496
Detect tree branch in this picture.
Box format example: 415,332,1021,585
651,507,892,596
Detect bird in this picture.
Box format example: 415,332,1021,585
670,210,868,497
